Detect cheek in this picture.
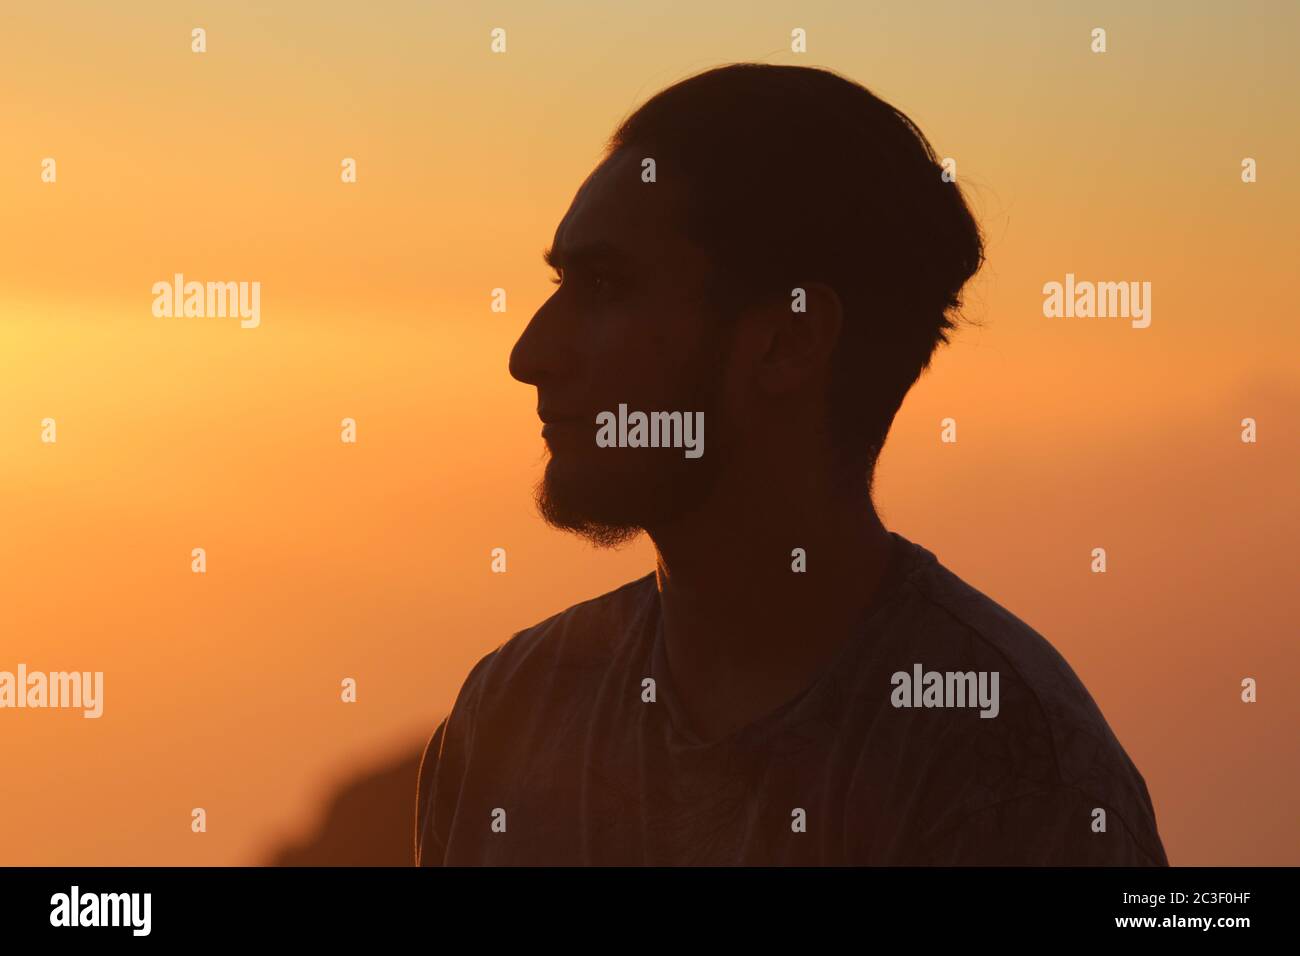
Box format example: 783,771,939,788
587,309,691,397
595,302,677,350
710,320,764,418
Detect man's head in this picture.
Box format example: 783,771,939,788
509,63,984,547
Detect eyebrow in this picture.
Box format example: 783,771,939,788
542,240,635,272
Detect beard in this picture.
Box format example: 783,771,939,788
534,330,731,549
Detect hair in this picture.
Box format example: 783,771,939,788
606,63,985,486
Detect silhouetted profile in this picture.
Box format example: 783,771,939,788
416,63,1167,865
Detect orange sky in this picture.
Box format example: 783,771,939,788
1,0,1296,865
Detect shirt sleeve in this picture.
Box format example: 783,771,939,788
917,787,1168,866
413,648,504,866
414,717,450,866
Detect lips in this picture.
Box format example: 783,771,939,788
540,419,586,448
541,419,584,431
537,407,585,425
539,407,587,444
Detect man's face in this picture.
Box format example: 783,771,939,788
508,149,733,547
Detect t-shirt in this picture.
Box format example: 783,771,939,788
415,531,1169,865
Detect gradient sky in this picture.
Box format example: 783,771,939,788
1,0,1297,865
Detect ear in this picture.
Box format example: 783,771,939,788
747,281,844,394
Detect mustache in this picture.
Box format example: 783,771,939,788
535,340,729,424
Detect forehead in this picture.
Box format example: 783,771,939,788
548,149,709,278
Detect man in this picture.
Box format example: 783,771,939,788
415,63,1168,865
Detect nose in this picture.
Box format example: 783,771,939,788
508,295,577,387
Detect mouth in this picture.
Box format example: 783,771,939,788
537,405,585,425
539,410,588,446
541,419,583,436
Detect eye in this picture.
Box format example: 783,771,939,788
550,269,616,294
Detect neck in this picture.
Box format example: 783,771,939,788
646,466,893,742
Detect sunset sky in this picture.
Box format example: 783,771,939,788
1,0,1296,865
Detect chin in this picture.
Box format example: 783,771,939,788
534,476,644,550
540,458,637,524
538,453,722,549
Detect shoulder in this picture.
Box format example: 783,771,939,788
882,534,1168,864
418,571,656,778
414,572,656,864
898,536,1114,742
457,571,658,710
